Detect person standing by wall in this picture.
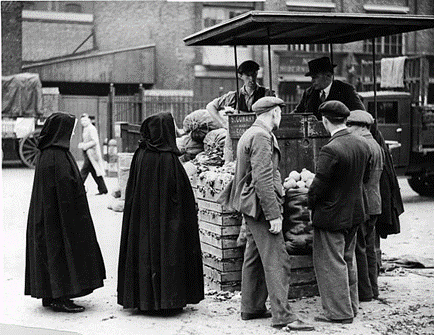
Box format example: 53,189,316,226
347,110,385,301
78,113,108,195
25,112,106,313
219,97,314,332
308,101,371,324
292,57,365,120
117,112,204,313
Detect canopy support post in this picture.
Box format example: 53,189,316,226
372,38,378,120
267,28,273,92
234,44,239,111
329,43,334,65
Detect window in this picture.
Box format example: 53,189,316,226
203,6,250,29
22,1,35,10
65,3,82,13
288,44,330,53
363,35,403,56
368,101,398,124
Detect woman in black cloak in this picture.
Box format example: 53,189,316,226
117,112,204,312
25,112,106,313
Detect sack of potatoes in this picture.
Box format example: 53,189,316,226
283,168,315,190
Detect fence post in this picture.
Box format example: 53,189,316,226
107,83,115,140
139,84,145,123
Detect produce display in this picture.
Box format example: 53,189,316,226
283,168,315,190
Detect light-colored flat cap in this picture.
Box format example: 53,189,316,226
347,109,374,125
252,97,285,115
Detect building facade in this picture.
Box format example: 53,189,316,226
11,1,434,105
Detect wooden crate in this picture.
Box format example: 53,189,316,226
203,264,242,292
199,208,241,226
287,255,318,299
202,252,243,272
197,198,233,214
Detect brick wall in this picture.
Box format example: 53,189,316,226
93,1,197,90
2,1,22,75
22,20,93,62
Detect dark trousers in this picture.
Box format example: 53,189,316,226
242,214,298,326
313,225,359,320
356,215,379,300
80,151,108,194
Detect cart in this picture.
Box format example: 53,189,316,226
2,73,44,168
184,11,434,194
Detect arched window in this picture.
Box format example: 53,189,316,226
65,3,82,13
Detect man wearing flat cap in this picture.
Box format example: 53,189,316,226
293,57,365,120
218,97,314,331
206,60,275,162
347,110,385,302
308,101,371,324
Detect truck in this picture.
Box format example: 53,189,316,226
360,55,434,196
2,72,44,168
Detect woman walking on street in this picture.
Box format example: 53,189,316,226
117,112,204,313
25,112,106,313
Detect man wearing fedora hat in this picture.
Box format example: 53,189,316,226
308,101,372,324
293,57,365,120
218,97,314,331
206,60,275,162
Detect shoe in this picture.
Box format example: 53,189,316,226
49,299,85,313
282,320,315,331
241,310,272,320
42,298,53,307
314,316,353,324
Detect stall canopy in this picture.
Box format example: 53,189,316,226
184,11,434,46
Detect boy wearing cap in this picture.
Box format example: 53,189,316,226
293,57,365,120
78,114,108,195
347,110,385,301
219,97,314,331
206,60,275,162
308,101,371,324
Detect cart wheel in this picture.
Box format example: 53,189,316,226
19,130,41,168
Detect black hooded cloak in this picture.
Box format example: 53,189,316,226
25,112,106,299
117,112,204,311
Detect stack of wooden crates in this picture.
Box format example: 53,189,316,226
190,170,318,298
191,174,243,292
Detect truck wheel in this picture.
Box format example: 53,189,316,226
408,174,434,197
19,130,41,168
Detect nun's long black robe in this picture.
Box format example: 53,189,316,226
117,112,204,311
25,113,106,300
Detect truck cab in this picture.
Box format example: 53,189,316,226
359,91,434,196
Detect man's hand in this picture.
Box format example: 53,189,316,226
269,216,283,234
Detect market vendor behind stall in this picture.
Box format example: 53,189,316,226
206,60,274,162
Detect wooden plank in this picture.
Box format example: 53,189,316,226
200,242,244,259
197,198,234,214
288,283,319,299
205,280,241,292
198,209,241,226
289,268,317,285
202,252,243,272
288,255,314,269
203,265,242,283
199,229,239,249
195,186,222,202
199,220,241,236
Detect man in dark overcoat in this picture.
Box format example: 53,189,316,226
308,101,372,324
293,57,365,120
